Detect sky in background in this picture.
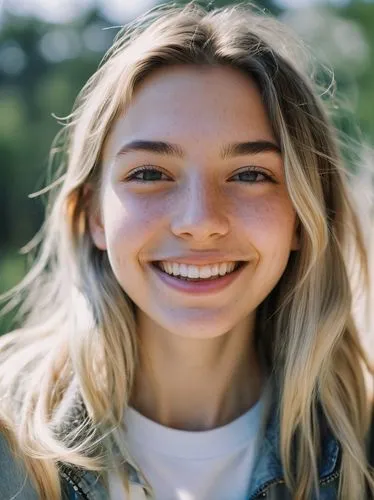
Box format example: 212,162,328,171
0,0,354,25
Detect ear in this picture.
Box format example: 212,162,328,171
291,217,301,251
84,183,107,250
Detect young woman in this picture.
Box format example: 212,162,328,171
0,2,373,499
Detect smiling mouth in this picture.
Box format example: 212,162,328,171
151,261,248,281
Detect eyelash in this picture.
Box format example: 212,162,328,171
125,165,276,184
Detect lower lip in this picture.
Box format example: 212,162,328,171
151,262,248,294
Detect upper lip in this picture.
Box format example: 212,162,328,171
153,255,247,265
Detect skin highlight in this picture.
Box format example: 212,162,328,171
89,65,300,431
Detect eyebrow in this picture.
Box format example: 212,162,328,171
114,139,281,160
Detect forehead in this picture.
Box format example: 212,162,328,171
103,65,276,162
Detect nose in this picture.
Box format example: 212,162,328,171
170,176,230,242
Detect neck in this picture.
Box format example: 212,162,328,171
129,314,263,431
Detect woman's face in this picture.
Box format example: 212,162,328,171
89,65,299,340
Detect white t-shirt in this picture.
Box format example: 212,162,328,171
109,397,264,500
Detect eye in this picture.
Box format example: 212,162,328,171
126,166,169,183
229,167,276,184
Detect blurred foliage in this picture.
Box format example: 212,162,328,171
0,0,373,334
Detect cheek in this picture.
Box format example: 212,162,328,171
101,187,166,259
237,194,296,246
235,196,296,292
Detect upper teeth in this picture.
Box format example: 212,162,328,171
158,261,238,278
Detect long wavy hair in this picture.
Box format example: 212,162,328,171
0,2,373,499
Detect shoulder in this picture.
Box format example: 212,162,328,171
0,430,80,500
0,431,39,499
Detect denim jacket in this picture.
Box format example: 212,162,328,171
1,399,373,500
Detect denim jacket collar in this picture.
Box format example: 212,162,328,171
247,400,341,498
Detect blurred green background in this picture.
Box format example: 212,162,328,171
1,0,374,334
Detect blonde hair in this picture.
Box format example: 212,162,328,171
0,2,373,499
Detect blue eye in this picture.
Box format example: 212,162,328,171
126,166,169,183
126,166,275,184
229,169,275,183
